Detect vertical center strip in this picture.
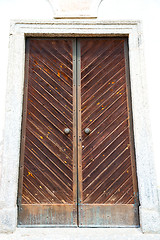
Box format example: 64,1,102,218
72,38,78,225
76,39,83,226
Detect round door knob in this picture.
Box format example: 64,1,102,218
64,128,70,135
84,128,91,135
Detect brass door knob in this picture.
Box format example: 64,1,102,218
64,128,70,135
84,128,91,135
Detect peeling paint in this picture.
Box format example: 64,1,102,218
57,71,60,77
27,171,35,178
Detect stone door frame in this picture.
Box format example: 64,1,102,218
0,20,159,233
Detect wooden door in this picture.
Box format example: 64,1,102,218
18,38,77,226
78,38,139,227
18,38,139,227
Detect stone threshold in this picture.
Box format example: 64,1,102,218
0,228,160,240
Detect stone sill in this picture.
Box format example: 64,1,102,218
0,228,160,240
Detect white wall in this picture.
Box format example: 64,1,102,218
0,0,160,189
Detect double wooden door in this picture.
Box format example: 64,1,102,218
18,38,139,227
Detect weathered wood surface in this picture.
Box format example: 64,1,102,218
18,38,139,227
80,39,137,204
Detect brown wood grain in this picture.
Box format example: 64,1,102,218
20,38,74,205
18,37,139,227
80,39,138,205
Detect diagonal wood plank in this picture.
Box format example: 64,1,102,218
21,38,74,205
81,43,124,89
23,166,63,203
80,38,137,206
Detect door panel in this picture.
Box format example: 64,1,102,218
78,39,139,227
18,38,77,226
